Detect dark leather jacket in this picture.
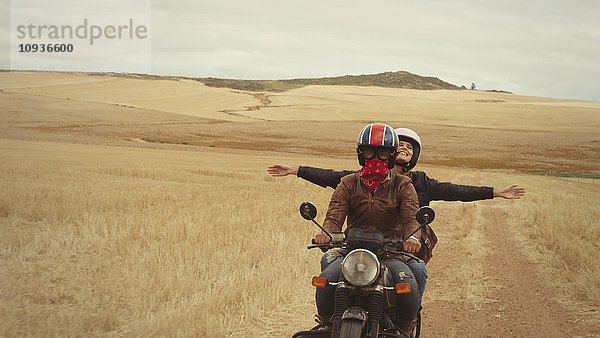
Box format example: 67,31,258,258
323,172,421,241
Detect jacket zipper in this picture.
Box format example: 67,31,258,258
370,191,375,231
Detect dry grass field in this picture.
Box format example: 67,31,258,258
0,139,334,336
1,71,599,336
2,72,598,174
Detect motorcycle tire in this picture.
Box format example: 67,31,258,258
339,319,365,338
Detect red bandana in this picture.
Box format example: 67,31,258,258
359,158,389,192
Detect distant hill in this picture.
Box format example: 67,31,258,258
2,69,460,92
196,71,461,92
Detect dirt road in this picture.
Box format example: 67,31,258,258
421,197,598,336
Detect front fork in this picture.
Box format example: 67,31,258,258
330,273,388,338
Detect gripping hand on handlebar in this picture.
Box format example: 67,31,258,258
314,232,331,244
403,238,421,254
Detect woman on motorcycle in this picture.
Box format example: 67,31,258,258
314,123,422,331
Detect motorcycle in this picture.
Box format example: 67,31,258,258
292,202,435,338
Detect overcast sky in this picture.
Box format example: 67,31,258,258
2,0,600,101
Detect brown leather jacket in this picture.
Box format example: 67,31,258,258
323,172,421,241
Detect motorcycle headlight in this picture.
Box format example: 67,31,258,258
341,249,380,286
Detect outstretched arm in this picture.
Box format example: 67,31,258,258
267,164,356,189
416,171,525,203
421,174,494,202
493,184,526,199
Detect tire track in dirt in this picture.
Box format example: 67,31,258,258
421,199,598,336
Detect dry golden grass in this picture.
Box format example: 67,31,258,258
423,201,496,308
0,72,258,121
435,168,600,312
262,85,600,132
2,140,599,336
2,72,598,174
416,167,600,325
3,71,599,132
0,139,350,336
510,175,600,310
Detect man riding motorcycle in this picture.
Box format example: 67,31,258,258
314,123,422,333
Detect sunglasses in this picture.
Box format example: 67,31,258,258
360,147,394,161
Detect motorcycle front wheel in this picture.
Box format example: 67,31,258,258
339,319,365,338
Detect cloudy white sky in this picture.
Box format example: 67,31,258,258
2,0,600,101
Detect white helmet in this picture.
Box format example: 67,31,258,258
394,128,421,170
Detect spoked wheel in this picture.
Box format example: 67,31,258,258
339,319,365,338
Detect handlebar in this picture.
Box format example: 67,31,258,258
308,239,332,251
308,237,410,252
301,202,433,262
307,239,421,261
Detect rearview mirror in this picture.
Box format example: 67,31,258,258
299,202,317,220
416,206,435,225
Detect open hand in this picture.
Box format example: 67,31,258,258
267,164,298,177
495,184,526,199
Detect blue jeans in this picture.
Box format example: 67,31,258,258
315,255,342,320
403,257,427,303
